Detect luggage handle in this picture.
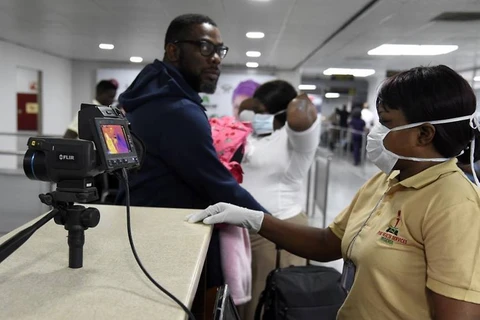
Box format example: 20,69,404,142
275,244,310,267
275,245,281,269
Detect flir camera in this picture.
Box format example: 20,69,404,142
18,104,142,269
24,104,141,183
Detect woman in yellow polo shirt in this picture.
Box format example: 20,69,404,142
189,65,480,320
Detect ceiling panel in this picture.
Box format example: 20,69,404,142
0,0,372,69
302,0,480,76
1,0,480,75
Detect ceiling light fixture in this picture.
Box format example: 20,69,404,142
246,62,259,68
298,84,316,90
323,68,375,77
246,32,265,39
99,43,114,50
474,76,480,82
130,56,143,63
368,44,458,56
325,92,340,98
246,51,261,57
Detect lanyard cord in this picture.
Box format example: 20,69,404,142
345,193,386,260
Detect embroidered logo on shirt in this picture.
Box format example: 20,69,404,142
377,210,408,245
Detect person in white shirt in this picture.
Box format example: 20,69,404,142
361,102,375,130
237,80,320,318
64,79,118,139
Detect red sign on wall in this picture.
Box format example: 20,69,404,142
17,93,38,131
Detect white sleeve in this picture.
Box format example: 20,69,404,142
283,117,320,183
67,114,79,134
285,116,321,153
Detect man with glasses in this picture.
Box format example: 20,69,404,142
116,14,267,293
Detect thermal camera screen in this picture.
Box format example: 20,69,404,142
101,124,130,154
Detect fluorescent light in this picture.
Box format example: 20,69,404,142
246,51,261,57
99,43,114,50
325,92,340,98
130,56,143,63
298,84,316,90
368,44,458,56
323,68,375,77
246,32,265,39
474,76,480,82
246,62,259,68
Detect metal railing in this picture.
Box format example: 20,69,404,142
0,151,24,156
0,132,39,137
306,121,374,227
320,124,368,165
0,132,60,159
0,132,62,138
306,148,332,228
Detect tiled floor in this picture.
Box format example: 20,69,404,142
308,148,380,272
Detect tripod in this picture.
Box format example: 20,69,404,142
0,179,100,269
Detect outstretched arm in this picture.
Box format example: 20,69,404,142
259,213,342,262
188,203,342,262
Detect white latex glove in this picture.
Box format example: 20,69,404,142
187,202,265,233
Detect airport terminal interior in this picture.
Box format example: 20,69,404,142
1,0,480,319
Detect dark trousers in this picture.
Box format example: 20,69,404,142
352,135,362,165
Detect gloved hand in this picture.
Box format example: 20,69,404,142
187,202,265,233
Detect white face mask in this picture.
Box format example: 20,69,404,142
366,114,475,175
239,109,286,135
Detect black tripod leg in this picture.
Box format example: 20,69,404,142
0,210,58,264
68,228,85,268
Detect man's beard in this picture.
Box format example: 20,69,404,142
178,56,218,94
199,79,217,94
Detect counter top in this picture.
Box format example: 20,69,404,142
0,204,212,320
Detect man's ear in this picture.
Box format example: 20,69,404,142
165,43,180,62
417,124,436,146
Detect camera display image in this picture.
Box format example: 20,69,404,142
101,125,130,154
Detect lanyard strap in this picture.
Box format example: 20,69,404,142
346,193,386,260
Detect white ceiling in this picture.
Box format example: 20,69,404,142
302,0,480,76
1,0,480,76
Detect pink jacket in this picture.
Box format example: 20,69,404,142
210,116,253,305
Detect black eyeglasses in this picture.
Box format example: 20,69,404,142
174,40,229,59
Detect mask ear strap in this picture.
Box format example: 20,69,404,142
469,112,480,186
392,114,473,132
470,139,480,186
470,112,480,130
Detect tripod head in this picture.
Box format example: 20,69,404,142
39,179,101,268
0,178,101,268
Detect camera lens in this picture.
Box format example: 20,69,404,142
23,149,49,181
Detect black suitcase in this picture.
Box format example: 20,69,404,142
254,249,346,320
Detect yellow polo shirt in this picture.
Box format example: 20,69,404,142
329,159,480,320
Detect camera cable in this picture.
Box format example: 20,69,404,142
119,168,196,320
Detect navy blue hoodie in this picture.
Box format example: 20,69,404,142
116,60,267,287
117,59,267,212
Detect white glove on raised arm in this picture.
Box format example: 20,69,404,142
187,202,265,233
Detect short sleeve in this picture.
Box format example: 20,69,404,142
424,200,480,303
329,186,364,240
285,117,320,153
